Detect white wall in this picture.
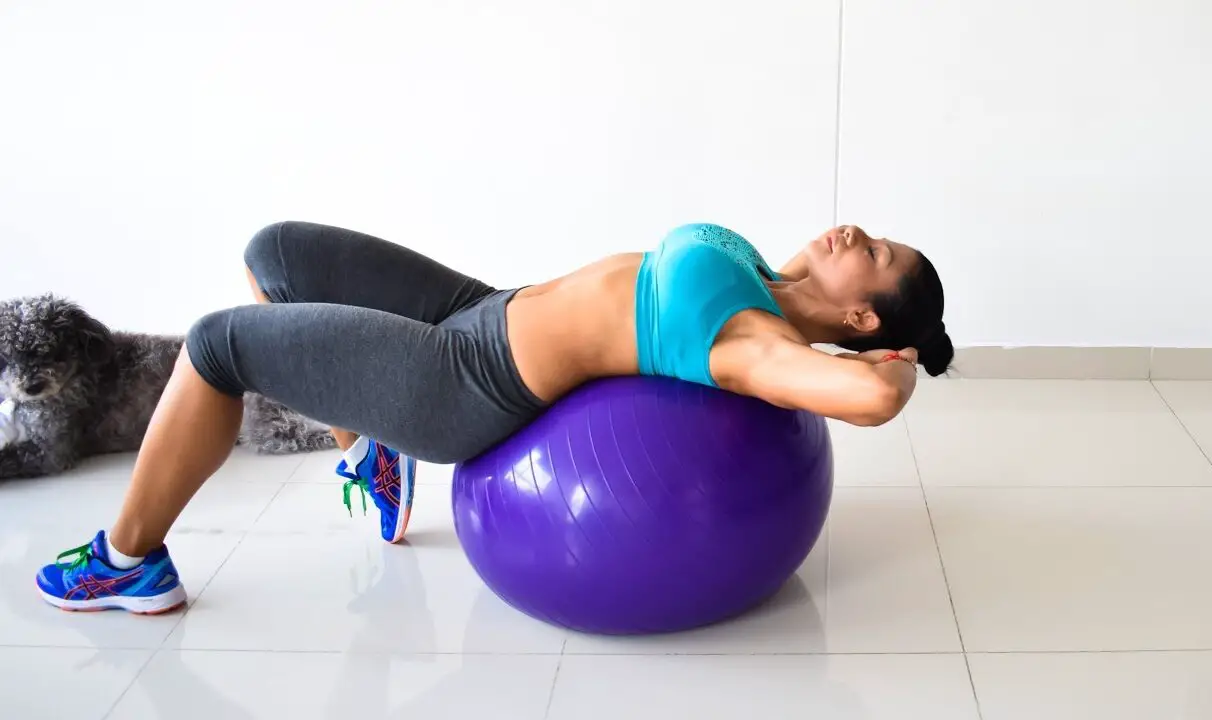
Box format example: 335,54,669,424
839,0,1212,347
1,0,1209,347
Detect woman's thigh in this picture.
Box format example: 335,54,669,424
243,221,495,324
187,301,535,463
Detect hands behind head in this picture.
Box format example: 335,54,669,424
836,347,918,367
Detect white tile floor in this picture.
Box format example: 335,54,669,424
4,379,1212,719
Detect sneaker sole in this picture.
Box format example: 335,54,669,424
388,505,412,544
386,459,417,544
38,584,188,615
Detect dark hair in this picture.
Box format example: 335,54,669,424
837,252,953,377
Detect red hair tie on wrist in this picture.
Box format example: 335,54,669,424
881,351,913,365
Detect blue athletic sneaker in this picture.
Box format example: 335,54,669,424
336,437,416,544
35,530,187,614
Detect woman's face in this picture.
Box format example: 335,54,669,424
798,225,918,309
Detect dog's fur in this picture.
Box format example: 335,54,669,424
0,294,336,480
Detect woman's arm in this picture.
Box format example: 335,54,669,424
712,332,918,426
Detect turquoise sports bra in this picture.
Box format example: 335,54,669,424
635,223,785,387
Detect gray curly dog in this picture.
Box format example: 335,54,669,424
0,294,336,480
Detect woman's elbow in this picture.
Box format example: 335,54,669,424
843,376,904,427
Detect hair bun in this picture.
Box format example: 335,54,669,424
917,321,954,377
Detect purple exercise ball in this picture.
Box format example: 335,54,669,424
451,375,833,635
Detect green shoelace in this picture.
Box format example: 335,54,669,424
342,476,370,517
55,542,95,571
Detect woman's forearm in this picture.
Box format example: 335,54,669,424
871,358,918,416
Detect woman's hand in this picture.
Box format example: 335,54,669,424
836,348,919,367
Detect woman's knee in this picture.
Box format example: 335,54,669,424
185,311,246,398
243,222,292,303
243,222,286,272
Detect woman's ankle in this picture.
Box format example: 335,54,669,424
332,428,359,452
107,525,159,561
104,533,146,570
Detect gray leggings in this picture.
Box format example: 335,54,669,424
186,221,546,463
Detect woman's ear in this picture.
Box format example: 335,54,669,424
844,307,881,335
54,301,115,365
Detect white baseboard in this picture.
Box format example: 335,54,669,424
940,347,1212,380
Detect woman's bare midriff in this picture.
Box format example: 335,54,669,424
504,253,644,403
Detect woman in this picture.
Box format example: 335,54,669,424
36,220,951,614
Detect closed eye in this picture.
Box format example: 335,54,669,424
871,242,893,268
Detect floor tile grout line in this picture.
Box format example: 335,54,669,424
960,648,1212,655
542,637,569,720
196,481,1212,490
96,483,278,717
134,482,289,645
845,484,1212,490
902,415,984,720
100,530,259,716
249,482,289,525
152,526,255,651
10,644,1212,656
541,648,1212,656
100,648,159,720
279,455,311,483
1149,380,1212,469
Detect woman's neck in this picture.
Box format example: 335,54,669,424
768,284,845,345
